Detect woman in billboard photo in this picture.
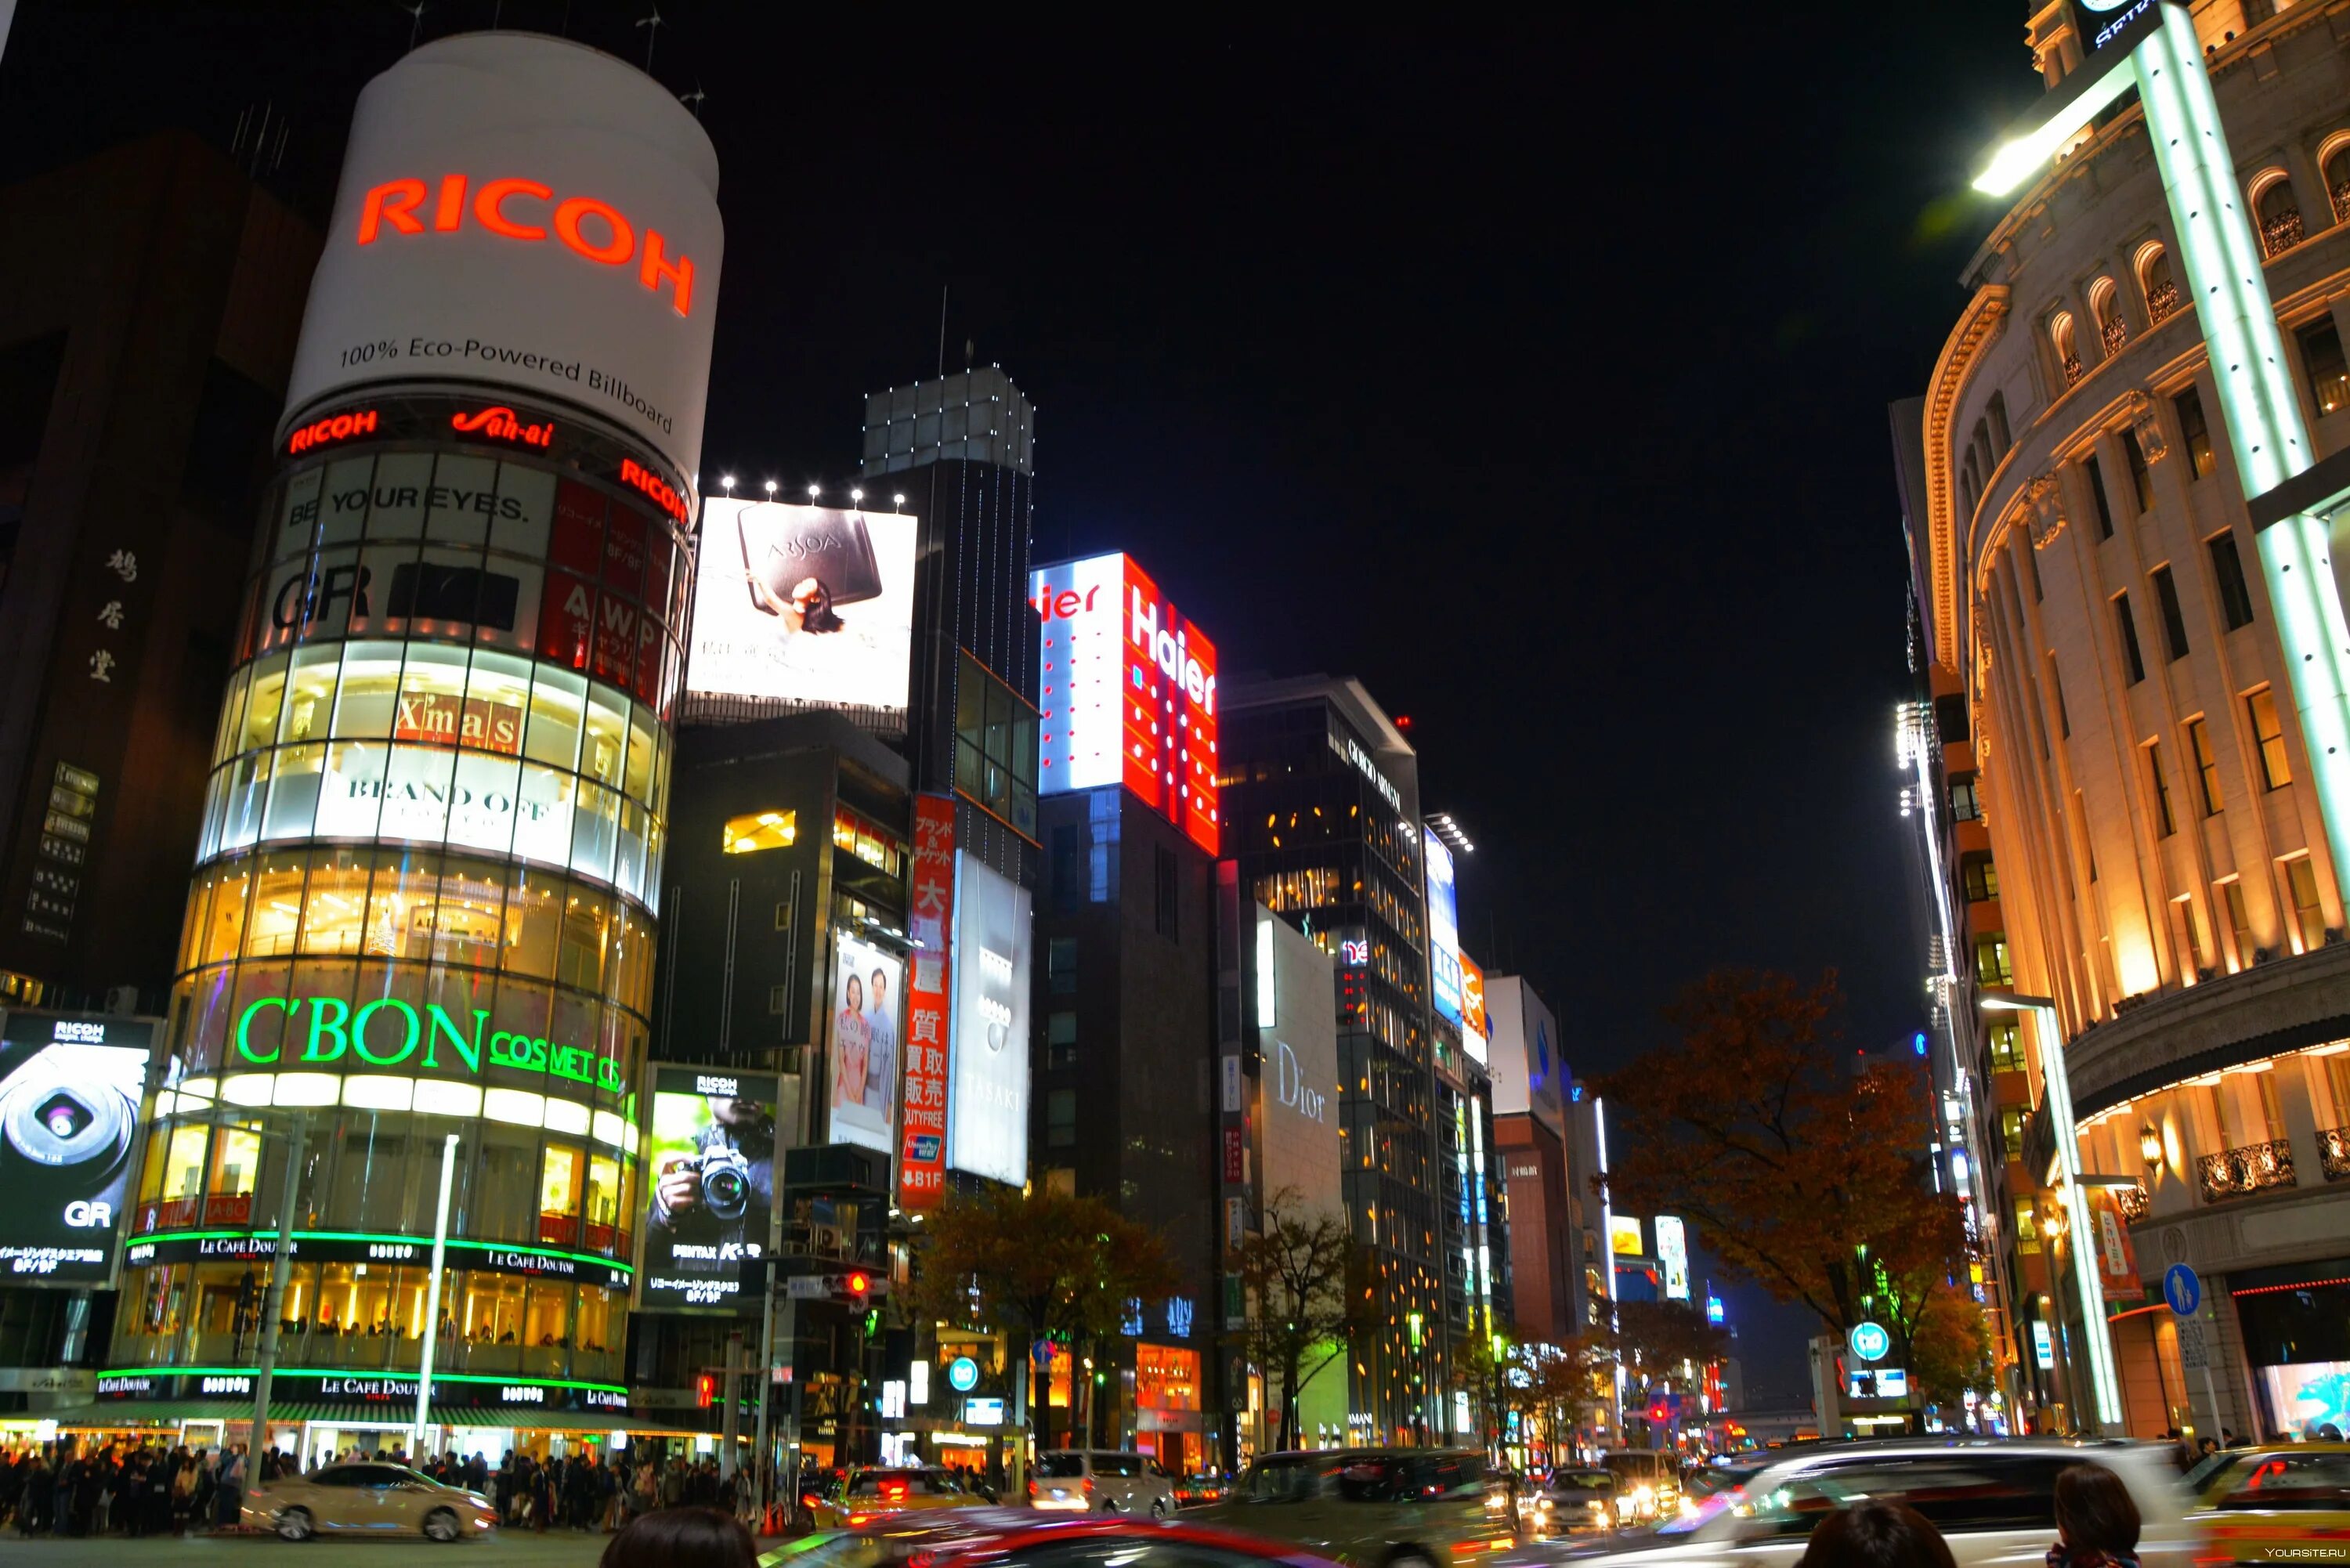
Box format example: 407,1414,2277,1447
831,972,869,1114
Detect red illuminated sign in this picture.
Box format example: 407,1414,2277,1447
393,693,522,754
286,407,380,456
898,794,956,1213
450,404,555,449
617,457,688,524
1032,553,1220,854
357,175,696,316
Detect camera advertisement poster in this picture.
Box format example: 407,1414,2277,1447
827,934,906,1156
642,1065,781,1311
0,1010,154,1288
686,499,918,718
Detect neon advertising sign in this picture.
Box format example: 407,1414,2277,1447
231,993,626,1093
450,404,555,449
1031,552,1220,854
357,176,697,317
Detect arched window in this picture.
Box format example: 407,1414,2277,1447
2052,310,2083,387
2323,134,2350,227
2253,170,2304,258
2089,276,2127,355
1988,392,2011,453
1973,421,1997,483
2136,241,2179,324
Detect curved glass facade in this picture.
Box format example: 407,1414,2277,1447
111,392,690,1418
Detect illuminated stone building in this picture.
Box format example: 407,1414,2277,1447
1908,1,2350,1440
85,33,721,1459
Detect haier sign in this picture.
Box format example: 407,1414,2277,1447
1031,553,1220,854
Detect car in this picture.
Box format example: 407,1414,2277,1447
1192,1447,1519,1566
2185,1440,2350,1564
1031,1451,1180,1516
1596,1451,1679,1524
1530,1469,1620,1538
755,1508,1348,1568
1495,1438,2197,1568
240,1458,497,1542
1173,1474,1233,1508
807,1467,984,1530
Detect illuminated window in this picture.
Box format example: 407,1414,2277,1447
2247,688,2292,790
1975,935,2012,988
2299,318,2350,418
2050,311,2082,386
2185,718,2223,815
1948,773,1980,822
2222,879,2257,970
2001,1108,2030,1159
2205,533,2255,632
2138,739,2175,837
2113,592,2147,686
2254,172,2305,258
2013,1198,2039,1252
723,810,795,854
2173,388,2216,480
1960,851,2000,904
1987,1021,2022,1072
2283,857,2327,954
2138,243,2179,324
831,805,903,875
540,1143,583,1248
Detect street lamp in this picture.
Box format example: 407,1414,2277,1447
2139,1123,2164,1171
1982,992,2122,1431
1971,0,2350,903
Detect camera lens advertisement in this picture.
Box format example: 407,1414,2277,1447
0,1010,154,1286
642,1065,782,1310
826,933,906,1157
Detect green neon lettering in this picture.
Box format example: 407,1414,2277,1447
304,996,351,1062
424,1006,487,1072
352,998,421,1065
234,996,291,1064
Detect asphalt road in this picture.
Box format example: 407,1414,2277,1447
2,1529,631,1564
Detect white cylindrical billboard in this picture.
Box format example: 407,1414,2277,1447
280,32,723,482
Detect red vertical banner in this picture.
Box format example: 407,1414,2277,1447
899,793,957,1210
2089,1187,2142,1301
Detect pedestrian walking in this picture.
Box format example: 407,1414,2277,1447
2047,1464,2142,1568
598,1506,759,1568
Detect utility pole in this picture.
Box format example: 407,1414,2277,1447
248,1110,309,1468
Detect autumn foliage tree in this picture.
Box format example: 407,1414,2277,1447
1594,969,1968,1363
1907,1278,1994,1408
910,1184,1180,1448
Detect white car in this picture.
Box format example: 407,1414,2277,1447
1030,1451,1178,1517
1499,1440,2196,1568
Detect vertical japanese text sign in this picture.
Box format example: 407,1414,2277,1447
899,794,956,1209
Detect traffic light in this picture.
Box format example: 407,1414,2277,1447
695,1372,718,1408
845,1270,871,1301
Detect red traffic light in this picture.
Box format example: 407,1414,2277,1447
846,1270,871,1296
696,1373,718,1407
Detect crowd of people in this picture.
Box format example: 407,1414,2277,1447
0,1435,747,1538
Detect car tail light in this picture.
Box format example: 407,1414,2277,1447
1083,1478,1096,1498
1028,1481,1040,1498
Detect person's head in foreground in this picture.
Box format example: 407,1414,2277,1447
2053,1464,2141,1566
1796,1501,1958,1568
599,1507,757,1568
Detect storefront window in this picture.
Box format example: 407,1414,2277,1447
242,652,290,753
522,1280,571,1370
575,1285,618,1359
298,847,373,955
584,1152,620,1253
244,849,309,958
330,642,407,739
214,666,251,766
475,1118,541,1245
540,1143,583,1247
206,1123,262,1227
556,889,610,994
262,743,327,841
149,1122,211,1228
283,645,340,742
195,862,252,967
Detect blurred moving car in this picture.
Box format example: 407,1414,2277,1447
2186,1440,2350,1563
1032,1451,1179,1516
1530,1469,1618,1538
1173,1473,1233,1508
808,1467,981,1530
1597,1451,1679,1524
754,1508,1348,1568
1496,1439,2195,1568
1195,1447,1519,1566
240,1459,497,1541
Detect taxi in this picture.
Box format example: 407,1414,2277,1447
2188,1442,2350,1563
808,1467,982,1529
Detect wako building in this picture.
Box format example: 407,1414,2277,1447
83,34,721,1457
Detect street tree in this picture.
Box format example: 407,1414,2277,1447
1503,1336,1610,1461
1594,968,1969,1363
910,1183,1180,1450
1229,1188,1367,1451
1907,1278,1994,1411
1610,1298,1730,1382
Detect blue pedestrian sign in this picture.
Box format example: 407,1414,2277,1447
2164,1264,2201,1317
1848,1321,1891,1363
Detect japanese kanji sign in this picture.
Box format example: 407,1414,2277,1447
898,793,956,1211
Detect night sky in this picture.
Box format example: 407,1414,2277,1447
2,4,2048,1399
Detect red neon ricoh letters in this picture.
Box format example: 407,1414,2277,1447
617,457,689,523
356,175,696,316
286,407,380,456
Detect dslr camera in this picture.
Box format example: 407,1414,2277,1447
697,1146,754,1223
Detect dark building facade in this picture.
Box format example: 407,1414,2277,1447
1220,675,1448,1442
0,132,320,1010
1029,783,1219,1466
